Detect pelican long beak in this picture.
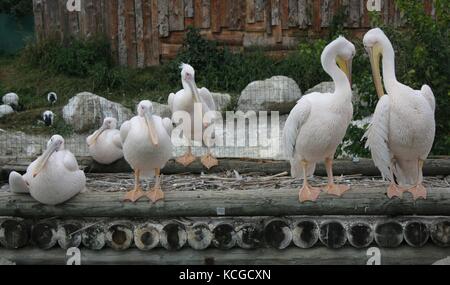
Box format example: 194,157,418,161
187,80,202,104
145,112,159,147
87,126,106,146
32,141,58,177
336,56,353,86
366,44,384,98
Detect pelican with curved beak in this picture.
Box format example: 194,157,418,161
87,117,123,165
120,100,173,203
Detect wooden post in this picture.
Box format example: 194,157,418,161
236,223,263,249
134,223,161,250
187,222,213,250
0,219,30,249
319,221,347,249
347,222,374,248
430,220,450,248
31,221,58,250
57,221,82,249
263,218,292,249
159,221,187,250
403,221,429,248
210,221,237,250
81,222,106,250
374,221,404,248
292,220,319,248
106,221,134,250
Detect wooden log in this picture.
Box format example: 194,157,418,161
2,245,450,265
184,0,194,17
298,0,312,28
236,223,263,249
430,220,450,247
210,221,237,250
374,221,404,248
254,0,265,22
187,222,213,250
159,221,187,250
347,222,374,248
291,220,319,248
117,0,128,66
106,222,134,250
169,0,184,31
158,0,170,37
319,221,347,249
134,223,161,250
81,222,106,250
31,221,58,250
1,186,450,218
0,218,29,249
57,221,82,249
403,221,429,248
263,218,292,249
135,0,145,68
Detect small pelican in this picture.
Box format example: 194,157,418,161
2,92,19,108
363,28,435,200
87,117,123,165
120,100,173,203
43,110,54,126
168,63,218,169
8,135,86,205
283,36,355,202
47,92,57,105
0,105,14,118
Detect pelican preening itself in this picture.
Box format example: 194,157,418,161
43,110,55,126
168,63,218,169
283,36,355,202
363,28,435,200
120,100,173,203
8,135,86,205
87,117,123,165
47,92,57,105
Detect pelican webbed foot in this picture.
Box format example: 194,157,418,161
299,184,321,203
324,183,350,197
176,151,196,167
147,185,165,203
201,153,219,169
406,184,427,201
387,183,403,199
124,186,145,202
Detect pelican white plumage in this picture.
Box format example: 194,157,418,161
363,28,435,200
168,63,218,169
0,104,14,118
47,92,57,105
86,117,123,165
8,135,86,205
120,100,173,203
43,110,54,126
2,92,19,107
282,36,355,202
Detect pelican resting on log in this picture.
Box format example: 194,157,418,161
283,36,355,202
168,63,218,169
87,117,123,165
363,28,435,200
8,135,86,205
121,100,173,203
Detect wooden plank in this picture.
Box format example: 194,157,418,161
135,0,145,68
246,0,256,24
219,0,230,28
149,0,161,65
265,0,272,34
184,0,194,17
346,0,362,28
254,0,265,22
58,0,69,40
288,0,298,27
93,0,104,34
106,0,119,65
125,0,137,67
169,0,184,31
229,0,244,30
312,0,320,31
271,0,280,25
158,0,170,37
194,0,202,27
201,0,211,28
280,0,289,29
117,0,127,66
210,0,221,32
32,0,45,41
320,0,332,28
298,0,312,29
1,186,450,218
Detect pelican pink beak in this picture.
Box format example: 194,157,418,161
87,126,107,146
366,43,384,98
32,139,60,177
336,55,353,87
144,112,159,147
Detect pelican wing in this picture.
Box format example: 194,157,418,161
363,95,392,181
198,87,216,112
282,97,311,159
9,171,30,193
162,117,173,136
63,151,80,172
120,120,131,143
112,132,123,149
168,92,175,113
420,84,435,112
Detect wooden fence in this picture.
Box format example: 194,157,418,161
32,0,436,67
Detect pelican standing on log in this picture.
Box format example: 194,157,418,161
283,36,355,202
87,117,123,165
8,135,86,205
168,63,218,169
120,100,173,203
363,28,435,200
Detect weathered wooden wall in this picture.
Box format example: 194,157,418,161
32,0,435,67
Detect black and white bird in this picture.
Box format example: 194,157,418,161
43,111,55,126
47,92,57,105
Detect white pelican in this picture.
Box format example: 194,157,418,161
363,28,435,200
47,92,57,105
8,135,86,205
2,92,19,108
0,105,14,118
43,110,54,126
283,36,355,202
120,100,173,203
168,63,218,169
86,117,123,165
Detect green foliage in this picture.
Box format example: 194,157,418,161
0,0,33,17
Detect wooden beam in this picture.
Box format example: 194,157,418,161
1,245,449,265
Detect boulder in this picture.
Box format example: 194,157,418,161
211,92,231,111
237,76,302,114
151,102,172,118
63,92,133,133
